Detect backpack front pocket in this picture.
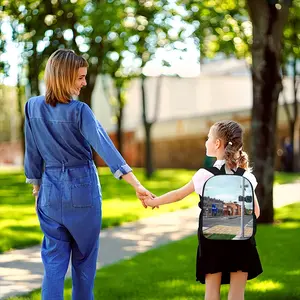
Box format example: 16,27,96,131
71,183,92,208
200,174,255,241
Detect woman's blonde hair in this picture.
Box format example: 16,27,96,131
45,49,88,106
212,120,250,170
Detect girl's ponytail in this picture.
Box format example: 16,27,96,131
224,143,239,170
237,150,250,170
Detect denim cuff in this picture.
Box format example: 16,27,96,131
113,164,132,179
26,178,42,185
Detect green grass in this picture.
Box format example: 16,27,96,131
7,203,300,300
0,167,197,253
206,233,236,240
1,168,299,254
274,171,300,185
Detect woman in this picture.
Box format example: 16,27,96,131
24,49,153,300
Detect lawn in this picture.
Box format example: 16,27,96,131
273,171,300,185
0,167,197,253
1,168,299,254
7,202,300,300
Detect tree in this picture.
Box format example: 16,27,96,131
127,0,180,178
248,0,291,223
100,22,140,155
3,0,133,107
4,0,92,98
0,15,10,82
101,72,132,156
182,1,251,62
181,0,293,223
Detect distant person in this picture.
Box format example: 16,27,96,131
24,49,154,300
282,137,293,172
145,120,262,300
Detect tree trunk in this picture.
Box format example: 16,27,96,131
141,75,154,178
116,86,124,155
144,122,153,178
17,82,25,165
292,58,299,171
248,0,290,223
79,72,97,107
27,51,40,96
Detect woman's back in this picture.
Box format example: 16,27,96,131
25,96,92,166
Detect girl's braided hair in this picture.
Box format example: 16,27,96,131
212,120,250,170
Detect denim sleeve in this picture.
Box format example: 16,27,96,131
79,103,132,179
24,101,44,185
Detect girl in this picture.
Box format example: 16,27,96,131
145,120,262,300
24,49,153,300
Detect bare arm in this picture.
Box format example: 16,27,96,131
121,172,155,208
121,172,142,189
254,193,260,219
145,181,195,207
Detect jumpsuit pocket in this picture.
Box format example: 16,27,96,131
40,184,52,207
71,183,92,208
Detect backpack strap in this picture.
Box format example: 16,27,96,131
204,167,222,175
234,167,246,176
219,164,246,176
205,165,245,175
220,164,226,174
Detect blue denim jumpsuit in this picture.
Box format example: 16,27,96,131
24,96,132,300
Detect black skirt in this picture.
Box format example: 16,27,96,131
196,236,263,284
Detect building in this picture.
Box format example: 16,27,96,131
91,59,300,170
202,196,224,217
1,59,299,169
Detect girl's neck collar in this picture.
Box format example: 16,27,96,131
215,159,225,163
213,159,226,168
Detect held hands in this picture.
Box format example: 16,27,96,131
135,185,159,209
144,195,157,208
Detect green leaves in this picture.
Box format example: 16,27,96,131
181,0,251,61
2,0,182,101
282,0,300,66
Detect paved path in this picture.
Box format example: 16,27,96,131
0,182,299,299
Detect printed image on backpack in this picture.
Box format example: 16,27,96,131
199,166,255,241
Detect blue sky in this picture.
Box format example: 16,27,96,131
204,175,253,209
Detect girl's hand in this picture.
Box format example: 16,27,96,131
144,196,158,208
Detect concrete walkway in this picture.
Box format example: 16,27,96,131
0,182,299,299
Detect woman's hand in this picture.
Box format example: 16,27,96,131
35,196,38,212
135,185,153,207
135,185,158,209
32,185,39,213
120,172,159,209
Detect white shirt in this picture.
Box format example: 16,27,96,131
192,159,258,196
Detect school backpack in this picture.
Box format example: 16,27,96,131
198,164,256,241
